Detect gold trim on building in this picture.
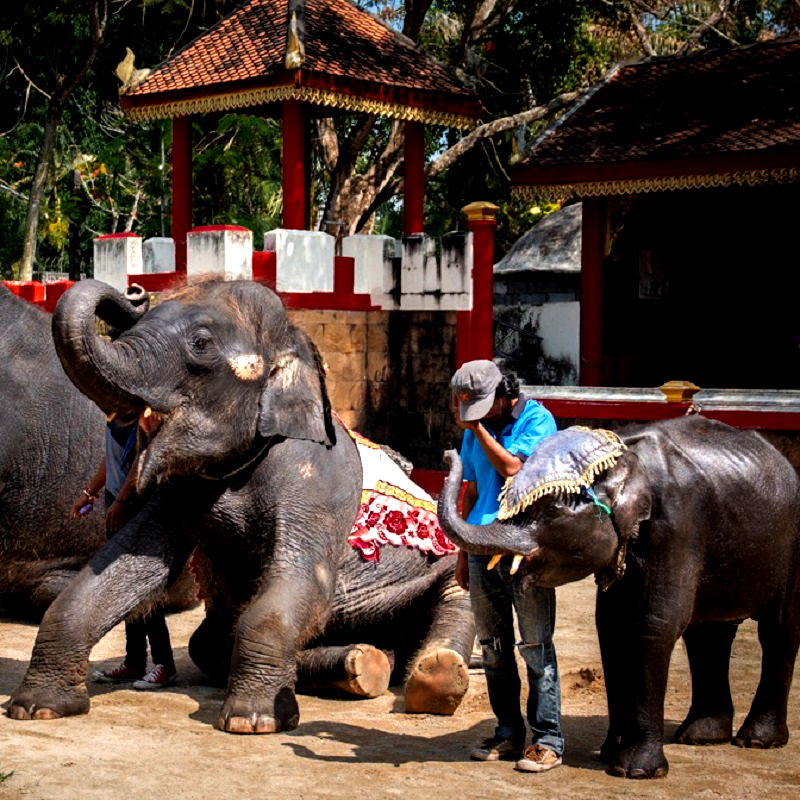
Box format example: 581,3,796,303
512,167,800,199
124,84,477,128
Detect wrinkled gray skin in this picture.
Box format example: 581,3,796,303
0,284,197,618
438,416,800,779
8,278,473,733
0,283,107,613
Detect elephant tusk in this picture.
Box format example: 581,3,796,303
143,406,152,418
510,554,524,575
487,554,503,570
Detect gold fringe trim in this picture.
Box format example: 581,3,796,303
512,167,800,200
124,85,476,128
497,429,626,520
361,480,437,512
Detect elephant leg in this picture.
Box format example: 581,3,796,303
598,559,693,779
733,590,800,749
189,608,235,687
674,621,738,744
216,569,334,735
7,514,191,722
596,582,636,765
404,567,475,715
297,644,392,698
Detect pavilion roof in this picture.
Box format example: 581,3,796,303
120,0,481,128
512,37,800,198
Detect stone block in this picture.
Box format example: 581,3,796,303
94,234,142,292
325,350,366,384
186,226,253,281
264,229,335,292
366,324,389,353
142,237,175,273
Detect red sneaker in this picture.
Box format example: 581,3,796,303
92,663,143,683
132,664,176,690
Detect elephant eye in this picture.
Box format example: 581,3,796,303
187,328,216,358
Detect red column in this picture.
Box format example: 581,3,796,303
580,196,607,386
171,115,193,274
457,201,499,364
403,121,425,237
282,99,308,230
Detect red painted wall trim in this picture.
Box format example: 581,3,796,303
96,232,141,239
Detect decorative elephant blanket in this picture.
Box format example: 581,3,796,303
348,431,456,562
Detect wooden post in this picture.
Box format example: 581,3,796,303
171,115,193,274
580,196,607,386
458,201,499,364
403,121,425,237
282,99,308,230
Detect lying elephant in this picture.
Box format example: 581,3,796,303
0,283,197,617
437,416,800,779
8,278,473,732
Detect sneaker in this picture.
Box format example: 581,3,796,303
515,743,563,773
470,735,524,761
132,664,176,690
92,663,143,683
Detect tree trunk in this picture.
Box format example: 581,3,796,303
17,107,61,280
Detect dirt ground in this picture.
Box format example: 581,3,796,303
1,575,798,800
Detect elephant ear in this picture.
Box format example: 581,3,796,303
594,452,651,589
257,336,334,446
599,451,652,543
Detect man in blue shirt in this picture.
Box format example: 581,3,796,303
451,359,563,774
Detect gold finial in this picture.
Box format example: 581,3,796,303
659,380,701,403
115,47,151,94
461,201,499,222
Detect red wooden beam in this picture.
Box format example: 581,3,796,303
403,121,425,237
580,197,606,386
281,99,308,230
171,116,193,274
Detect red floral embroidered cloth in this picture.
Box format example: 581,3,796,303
347,431,456,562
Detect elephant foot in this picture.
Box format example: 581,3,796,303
215,686,299,734
404,648,469,715
607,742,669,780
599,733,621,764
332,645,391,698
674,713,733,745
732,715,789,749
7,684,90,721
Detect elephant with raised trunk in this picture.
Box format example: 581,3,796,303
437,416,800,779
8,278,473,733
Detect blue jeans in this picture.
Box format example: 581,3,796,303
469,553,564,755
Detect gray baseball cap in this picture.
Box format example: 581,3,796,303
451,360,502,421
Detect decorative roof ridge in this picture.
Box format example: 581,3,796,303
284,0,306,69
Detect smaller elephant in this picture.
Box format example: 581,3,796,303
438,416,800,779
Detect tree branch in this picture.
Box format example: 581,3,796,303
428,90,581,178
678,0,731,55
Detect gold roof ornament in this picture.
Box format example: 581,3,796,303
659,380,701,403
114,48,151,95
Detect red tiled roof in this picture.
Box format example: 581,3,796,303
513,38,800,193
122,0,480,125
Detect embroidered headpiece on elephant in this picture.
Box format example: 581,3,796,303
498,426,627,520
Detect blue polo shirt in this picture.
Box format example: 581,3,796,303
460,395,556,525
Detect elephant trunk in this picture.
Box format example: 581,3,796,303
52,280,150,415
437,449,536,556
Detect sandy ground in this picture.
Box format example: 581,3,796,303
0,575,798,800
